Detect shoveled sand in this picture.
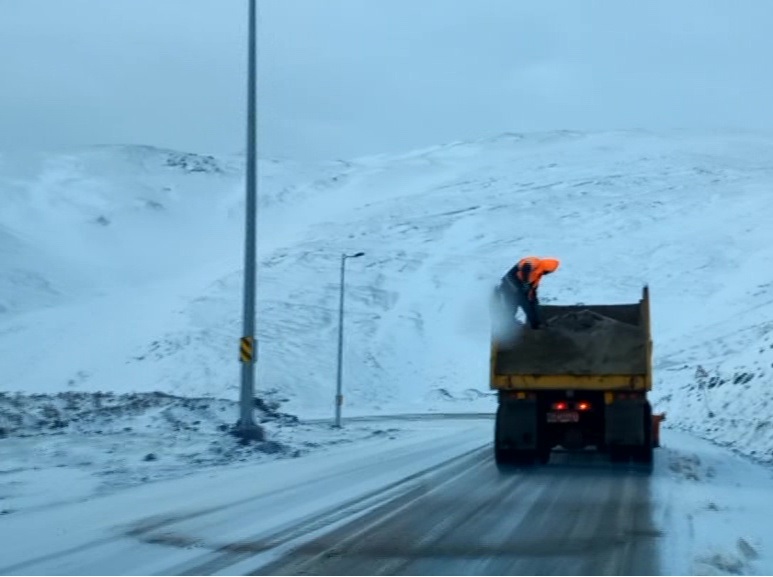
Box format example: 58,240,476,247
495,309,648,375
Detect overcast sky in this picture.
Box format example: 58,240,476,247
1,0,773,160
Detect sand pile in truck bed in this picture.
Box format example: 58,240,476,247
496,310,648,375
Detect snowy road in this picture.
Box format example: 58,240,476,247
1,418,771,575
256,449,657,576
0,419,490,575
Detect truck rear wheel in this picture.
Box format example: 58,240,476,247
494,445,510,467
609,446,629,463
494,399,542,468
511,450,537,466
494,407,515,468
632,403,654,467
495,437,538,467
496,449,537,467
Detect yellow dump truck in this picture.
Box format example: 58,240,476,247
490,286,654,467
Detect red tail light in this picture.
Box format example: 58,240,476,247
577,401,591,411
551,401,568,411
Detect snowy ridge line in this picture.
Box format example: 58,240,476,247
142,445,490,575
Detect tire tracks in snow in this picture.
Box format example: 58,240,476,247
149,445,490,575
0,419,489,575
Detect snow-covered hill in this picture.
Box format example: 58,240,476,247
2,131,773,459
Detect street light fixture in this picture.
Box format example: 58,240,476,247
334,251,365,428
235,0,264,442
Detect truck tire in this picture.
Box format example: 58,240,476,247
510,450,537,466
609,446,629,463
494,444,510,467
632,403,654,468
494,406,513,468
494,402,540,468
495,442,538,468
495,444,537,468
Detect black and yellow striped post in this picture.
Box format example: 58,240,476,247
240,336,255,363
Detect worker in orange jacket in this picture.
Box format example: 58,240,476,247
497,256,560,329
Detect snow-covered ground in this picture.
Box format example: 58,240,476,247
0,390,438,517
653,430,773,575
1,425,772,575
2,130,773,572
2,131,772,435
0,418,493,575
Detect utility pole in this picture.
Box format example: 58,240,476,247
335,252,365,428
235,0,264,442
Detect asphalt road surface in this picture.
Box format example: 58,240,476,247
254,449,659,576
0,419,662,576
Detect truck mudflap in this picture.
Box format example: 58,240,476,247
605,398,653,465
495,399,537,450
494,399,551,467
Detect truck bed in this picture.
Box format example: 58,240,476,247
491,290,652,390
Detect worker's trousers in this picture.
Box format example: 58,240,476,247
500,277,541,329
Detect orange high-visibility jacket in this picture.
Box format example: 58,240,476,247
515,256,560,288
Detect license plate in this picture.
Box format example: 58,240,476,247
547,411,579,423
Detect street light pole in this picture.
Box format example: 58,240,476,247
335,251,364,428
236,0,264,442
